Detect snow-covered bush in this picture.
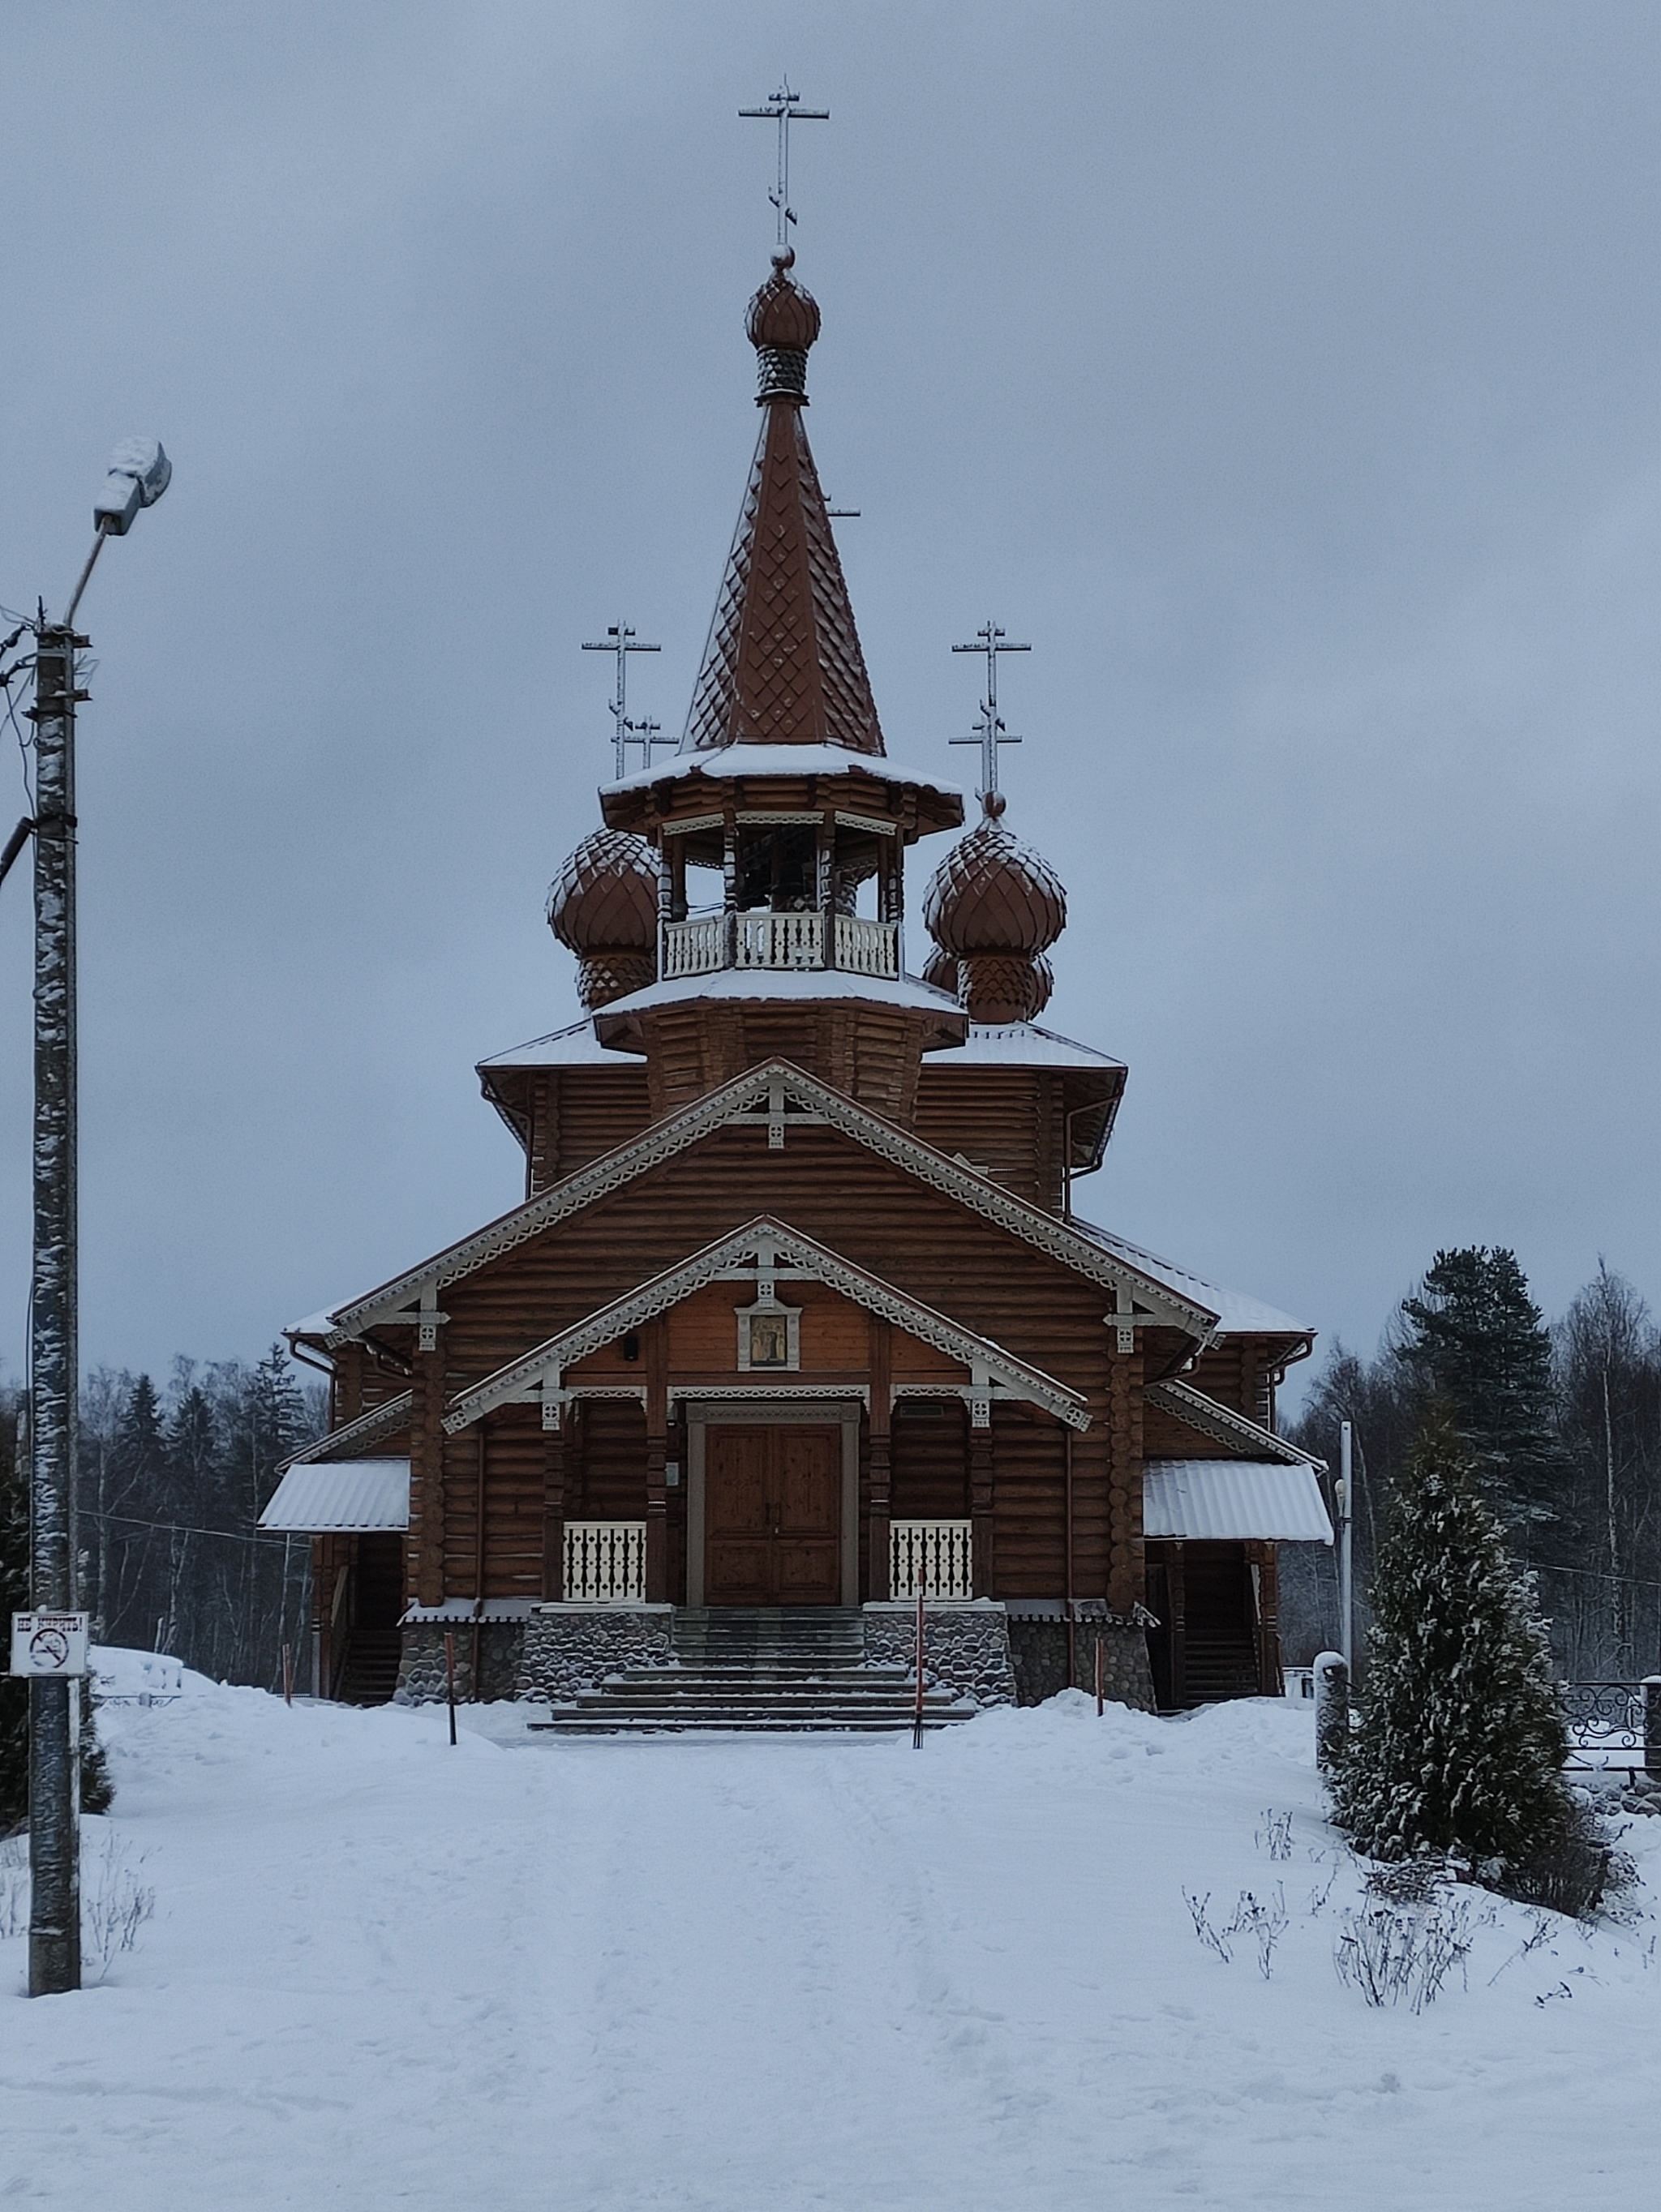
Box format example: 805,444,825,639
1496,1798,1636,1920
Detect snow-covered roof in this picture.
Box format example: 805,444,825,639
285,1306,349,1340
595,967,965,1019
1143,1460,1332,1544
934,1022,1126,1071
600,744,965,799
259,1459,410,1533
1070,1218,1313,1338
478,1019,615,1070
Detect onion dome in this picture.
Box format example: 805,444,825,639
921,942,959,997
921,799,1066,958
746,247,820,403
921,796,1066,1026
547,830,658,1011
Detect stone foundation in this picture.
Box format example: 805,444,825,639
1005,1605,1156,1712
515,1604,676,1703
862,1601,1016,1707
395,1621,527,1705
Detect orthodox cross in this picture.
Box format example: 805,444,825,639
951,620,1030,805
622,714,672,775
582,622,664,778
740,79,830,248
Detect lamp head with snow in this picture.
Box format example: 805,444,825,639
93,437,171,535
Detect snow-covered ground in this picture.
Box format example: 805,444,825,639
2,1674,1657,2210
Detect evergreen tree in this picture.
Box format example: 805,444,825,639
1400,1247,1568,1539
1332,1403,1569,1871
101,1374,171,1648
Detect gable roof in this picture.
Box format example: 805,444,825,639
1071,1217,1313,1341
280,1391,413,1471
441,1215,1092,1434
301,1059,1223,1348
1144,1377,1323,1468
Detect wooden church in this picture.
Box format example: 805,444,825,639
265,246,1331,1724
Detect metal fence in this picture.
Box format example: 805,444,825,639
1560,1680,1659,1777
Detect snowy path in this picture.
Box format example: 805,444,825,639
2,1683,1658,2208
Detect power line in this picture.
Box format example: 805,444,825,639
81,1507,293,1550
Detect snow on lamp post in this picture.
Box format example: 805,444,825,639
19,439,170,1998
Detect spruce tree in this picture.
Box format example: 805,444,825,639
1400,1247,1568,1538
1332,1403,1569,1871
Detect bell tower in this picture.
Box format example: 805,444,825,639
558,250,969,1123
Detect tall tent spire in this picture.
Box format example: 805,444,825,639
681,252,886,757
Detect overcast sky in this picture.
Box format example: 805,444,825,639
2,2,1659,1401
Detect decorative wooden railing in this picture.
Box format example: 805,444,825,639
736,911,823,968
662,913,724,977
563,1520,646,1603
832,914,899,976
890,1519,973,1600
660,912,899,981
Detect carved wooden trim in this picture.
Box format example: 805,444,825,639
323,1059,1217,1346
281,1391,413,1470
1145,1378,1315,1466
440,1215,1089,1434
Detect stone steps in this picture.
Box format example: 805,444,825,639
530,1605,976,1737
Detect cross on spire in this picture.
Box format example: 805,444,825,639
582,622,665,777
740,79,830,249
951,620,1031,808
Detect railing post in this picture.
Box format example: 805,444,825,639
1645,1675,1661,1782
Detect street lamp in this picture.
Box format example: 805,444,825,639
24,439,170,1997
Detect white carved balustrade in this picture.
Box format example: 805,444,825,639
562,1520,646,1603
889,1519,974,1601
660,911,899,980
661,914,724,977
833,914,899,977
736,911,822,967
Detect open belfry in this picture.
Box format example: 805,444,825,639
268,242,1332,1726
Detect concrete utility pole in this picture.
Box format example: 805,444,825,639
23,439,170,1997
26,616,84,1996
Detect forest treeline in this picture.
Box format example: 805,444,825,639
1,1347,324,1692
1286,1250,1661,1678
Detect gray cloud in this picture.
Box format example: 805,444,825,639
2,1,1658,1390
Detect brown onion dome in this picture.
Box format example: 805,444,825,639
746,248,820,404
921,799,1067,958
745,248,822,350
547,830,657,952
921,942,959,997
547,830,659,1011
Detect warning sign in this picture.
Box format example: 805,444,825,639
9,1611,90,1678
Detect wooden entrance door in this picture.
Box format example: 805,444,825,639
704,1425,842,1605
